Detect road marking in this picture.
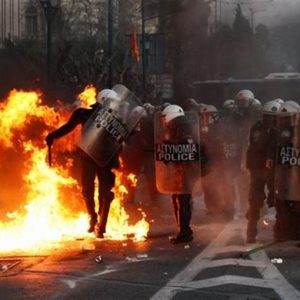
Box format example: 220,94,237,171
61,268,117,289
151,219,300,300
60,257,154,290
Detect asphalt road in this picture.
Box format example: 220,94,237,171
1,199,300,300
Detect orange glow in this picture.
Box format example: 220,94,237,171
105,170,149,241
127,173,138,186
78,84,97,107
263,219,270,226
0,89,149,253
0,90,58,147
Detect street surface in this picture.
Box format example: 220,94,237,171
1,194,300,300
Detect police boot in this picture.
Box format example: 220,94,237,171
171,196,193,244
95,197,113,239
85,205,97,233
88,214,98,233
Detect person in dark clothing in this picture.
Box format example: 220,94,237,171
46,90,120,238
245,100,281,243
159,105,206,244
199,104,236,221
231,90,259,216
267,101,300,242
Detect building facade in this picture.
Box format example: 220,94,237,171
0,0,22,41
0,0,145,43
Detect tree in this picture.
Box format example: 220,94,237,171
232,4,252,39
230,4,254,78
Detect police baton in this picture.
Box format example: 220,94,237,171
48,144,52,167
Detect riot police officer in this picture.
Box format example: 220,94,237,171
199,104,229,220
232,89,257,216
46,89,120,238
268,101,300,241
246,100,281,243
162,105,194,243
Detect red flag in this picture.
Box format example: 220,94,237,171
130,31,140,62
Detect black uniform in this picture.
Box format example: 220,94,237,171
246,118,275,243
226,108,256,216
166,116,207,244
46,104,119,237
269,115,300,241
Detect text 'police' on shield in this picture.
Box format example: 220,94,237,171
279,146,300,166
95,110,130,143
156,143,199,164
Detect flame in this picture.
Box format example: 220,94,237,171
127,173,138,187
78,84,97,107
105,171,149,241
0,142,88,253
0,90,58,147
0,89,149,253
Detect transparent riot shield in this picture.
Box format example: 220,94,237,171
274,113,300,201
154,111,201,194
78,84,142,167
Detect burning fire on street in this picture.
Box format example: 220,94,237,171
0,88,149,254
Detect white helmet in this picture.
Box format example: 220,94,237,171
162,104,184,123
251,98,262,111
143,102,155,114
262,100,282,114
185,98,201,110
200,104,218,113
279,101,300,113
200,104,218,124
223,99,235,109
235,89,255,107
274,98,284,105
97,89,119,104
286,100,300,107
130,106,147,120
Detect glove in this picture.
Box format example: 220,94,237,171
45,133,55,147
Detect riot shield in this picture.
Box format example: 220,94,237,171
154,111,201,194
78,85,141,167
274,113,300,201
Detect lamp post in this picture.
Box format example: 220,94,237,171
141,0,146,90
39,0,60,83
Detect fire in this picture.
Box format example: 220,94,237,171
0,90,58,147
0,88,149,253
127,173,138,186
105,171,149,241
0,142,88,252
78,84,97,107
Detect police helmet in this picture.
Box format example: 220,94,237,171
162,104,185,123
279,101,300,113
234,89,255,107
262,100,282,114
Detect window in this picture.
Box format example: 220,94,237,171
25,5,38,38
